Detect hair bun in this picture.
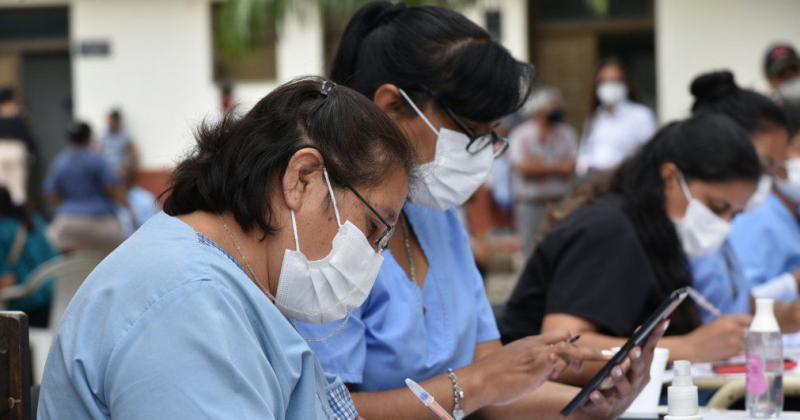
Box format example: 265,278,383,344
690,70,739,103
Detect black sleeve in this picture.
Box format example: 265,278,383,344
500,202,660,342
542,205,659,337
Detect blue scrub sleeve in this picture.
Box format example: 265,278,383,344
474,276,501,343
296,306,368,385
103,282,287,420
452,209,500,344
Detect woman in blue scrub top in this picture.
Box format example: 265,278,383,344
729,106,800,305
297,3,662,419
38,78,416,420
687,71,800,329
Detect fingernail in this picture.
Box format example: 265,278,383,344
632,348,642,360
614,368,622,378
601,349,616,357
662,320,671,331
590,392,601,402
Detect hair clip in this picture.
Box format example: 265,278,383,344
320,80,336,97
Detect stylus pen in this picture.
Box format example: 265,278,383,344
405,378,455,420
687,286,722,317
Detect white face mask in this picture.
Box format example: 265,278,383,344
776,158,800,204
745,175,773,211
672,173,731,257
398,89,494,210
276,169,384,324
596,81,628,106
778,77,800,103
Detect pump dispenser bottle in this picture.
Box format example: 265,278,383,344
665,360,702,420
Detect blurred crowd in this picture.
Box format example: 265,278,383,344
465,42,800,275
0,94,158,327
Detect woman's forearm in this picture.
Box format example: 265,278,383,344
477,381,604,420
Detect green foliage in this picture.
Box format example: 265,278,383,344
215,0,477,58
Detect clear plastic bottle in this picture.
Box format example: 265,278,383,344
746,298,783,418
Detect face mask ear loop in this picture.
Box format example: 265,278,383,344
398,88,439,136
677,172,693,201
323,168,343,227
290,210,301,252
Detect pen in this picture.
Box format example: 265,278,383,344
405,378,455,420
687,286,722,317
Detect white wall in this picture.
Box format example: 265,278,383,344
656,0,800,122
71,0,218,170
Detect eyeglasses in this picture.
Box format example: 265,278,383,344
438,104,509,157
345,184,395,251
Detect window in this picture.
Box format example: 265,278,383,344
211,3,277,82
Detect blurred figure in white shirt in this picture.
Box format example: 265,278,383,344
577,58,657,177
509,88,577,255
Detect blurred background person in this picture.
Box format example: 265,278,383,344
0,185,58,327
0,87,38,208
500,113,760,370
765,43,800,104
44,121,127,254
100,108,137,176
576,58,657,178
687,71,799,322
117,166,159,238
509,87,577,256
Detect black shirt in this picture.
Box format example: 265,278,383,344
499,194,674,343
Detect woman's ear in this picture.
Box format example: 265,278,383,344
282,148,325,212
660,162,680,191
373,84,406,117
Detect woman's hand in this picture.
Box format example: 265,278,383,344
0,273,16,289
466,329,609,408
681,315,751,362
574,320,668,419
776,300,800,333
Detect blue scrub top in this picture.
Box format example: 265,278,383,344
38,212,356,420
296,202,499,392
729,193,800,299
43,148,120,217
689,241,751,323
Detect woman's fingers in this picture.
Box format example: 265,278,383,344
611,365,634,397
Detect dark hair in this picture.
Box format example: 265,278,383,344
163,77,416,235
330,1,534,123
590,57,638,112
109,109,121,120
67,121,92,146
0,186,32,229
610,113,761,331
781,102,800,140
691,70,788,134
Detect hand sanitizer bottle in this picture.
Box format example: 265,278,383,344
746,298,783,418
665,360,701,420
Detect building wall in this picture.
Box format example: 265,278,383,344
656,0,800,122
4,0,526,187
71,0,218,174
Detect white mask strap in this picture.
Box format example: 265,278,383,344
290,210,300,251
398,88,439,136
323,168,343,227
678,172,693,201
